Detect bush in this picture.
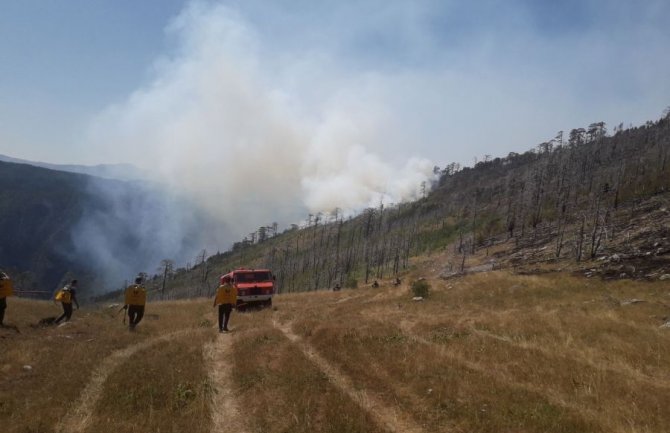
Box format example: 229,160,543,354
411,279,430,298
345,277,358,289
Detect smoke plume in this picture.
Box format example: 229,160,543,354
80,2,436,287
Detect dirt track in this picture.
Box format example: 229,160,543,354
204,332,249,433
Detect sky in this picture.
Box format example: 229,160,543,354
1,0,670,221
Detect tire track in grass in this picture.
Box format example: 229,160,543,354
368,304,670,397
273,320,427,433
55,329,195,433
204,332,249,433
397,321,607,431
469,327,670,391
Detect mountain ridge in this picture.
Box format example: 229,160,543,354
0,153,145,181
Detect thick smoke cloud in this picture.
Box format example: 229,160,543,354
80,2,436,286
88,3,435,217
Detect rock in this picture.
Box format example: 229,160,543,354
660,274,670,281
107,303,120,309
412,297,424,301
660,321,670,329
22,365,32,371
440,271,462,279
611,254,621,263
621,299,645,305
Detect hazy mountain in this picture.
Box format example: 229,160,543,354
0,154,145,181
0,160,229,297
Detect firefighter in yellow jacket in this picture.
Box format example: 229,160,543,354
0,270,13,327
54,279,80,324
124,276,147,331
212,275,237,333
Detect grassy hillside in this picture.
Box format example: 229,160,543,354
143,115,670,300
2,265,669,432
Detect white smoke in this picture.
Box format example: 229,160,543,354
80,2,436,285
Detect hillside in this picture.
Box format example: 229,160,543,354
0,161,218,295
2,115,669,433
0,154,145,181
4,114,669,300
2,268,669,432
0,161,94,292
140,115,670,300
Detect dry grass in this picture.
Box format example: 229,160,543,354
0,298,213,433
87,329,212,433
2,269,669,432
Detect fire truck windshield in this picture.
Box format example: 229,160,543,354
235,271,272,283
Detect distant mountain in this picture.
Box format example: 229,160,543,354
0,160,229,298
0,154,145,181
0,160,94,293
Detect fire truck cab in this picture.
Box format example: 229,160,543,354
222,268,275,309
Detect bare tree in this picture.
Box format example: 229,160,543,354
158,259,174,300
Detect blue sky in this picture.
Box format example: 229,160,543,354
1,1,669,216
0,0,185,155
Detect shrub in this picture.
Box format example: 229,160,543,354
411,279,430,298
345,277,358,289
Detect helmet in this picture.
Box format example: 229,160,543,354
135,276,143,284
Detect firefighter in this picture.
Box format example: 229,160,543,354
54,279,80,324
0,270,13,327
213,275,237,333
124,276,147,331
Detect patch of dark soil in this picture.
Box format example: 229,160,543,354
513,267,561,276
580,255,670,281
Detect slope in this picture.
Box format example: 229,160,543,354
2,267,669,432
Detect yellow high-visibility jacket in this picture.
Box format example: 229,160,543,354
214,283,237,306
0,279,13,297
124,284,147,306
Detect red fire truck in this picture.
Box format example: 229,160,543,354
221,268,275,309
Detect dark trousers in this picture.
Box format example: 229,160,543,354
128,305,145,328
218,304,233,330
0,297,6,325
55,303,73,323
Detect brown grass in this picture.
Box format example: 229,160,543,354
87,329,212,433
1,270,669,432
